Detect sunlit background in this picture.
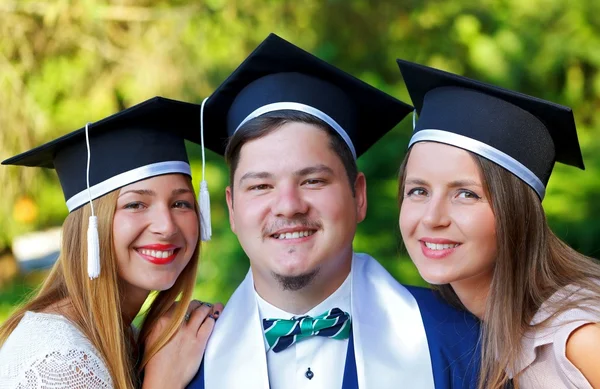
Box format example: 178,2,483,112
1,0,599,324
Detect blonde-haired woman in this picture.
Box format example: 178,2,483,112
396,60,600,389
0,97,222,389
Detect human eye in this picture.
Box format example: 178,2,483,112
248,183,272,191
302,178,326,186
123,201,146,210
406,187,428,198
173,200,194,209
455,189,481,201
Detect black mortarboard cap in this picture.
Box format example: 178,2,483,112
2,96,211,279
2,96,202,212
202,33,413,158
397,59,585,200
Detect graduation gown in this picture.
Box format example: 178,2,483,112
187,253,480,388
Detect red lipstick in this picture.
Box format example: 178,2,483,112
136,244,180,265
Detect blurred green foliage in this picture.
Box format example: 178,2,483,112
1,0,599,323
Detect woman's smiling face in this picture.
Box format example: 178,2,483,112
113,174,199,296
400,142,497,288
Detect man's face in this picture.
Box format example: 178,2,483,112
226,122,367,294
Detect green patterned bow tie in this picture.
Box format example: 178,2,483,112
263,308,351,353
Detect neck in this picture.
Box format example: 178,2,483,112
254,253,352,315
450,272,493,320
121,285,150,326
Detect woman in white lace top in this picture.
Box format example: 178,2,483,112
0,97,222,388
396,60,600,388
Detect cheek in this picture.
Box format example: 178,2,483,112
313,188,354,220
112,213,144,248
179,213,200,244
458,208,497,251
322,198,349,223
234,197,270,226
399,203,419,236
112,215,128,247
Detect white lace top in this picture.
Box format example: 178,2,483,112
0,311,113,388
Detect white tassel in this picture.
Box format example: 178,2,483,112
87,215,101,279
198,97,211,242
84,122,101,279
199,180,212,241
412,108,417,131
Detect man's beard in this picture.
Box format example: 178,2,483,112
272,268,320,291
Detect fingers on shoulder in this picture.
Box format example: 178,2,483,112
186,302,218,331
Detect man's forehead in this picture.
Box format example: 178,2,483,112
236,124,332,159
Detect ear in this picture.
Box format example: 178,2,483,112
225,185,236,234
354,172,367,223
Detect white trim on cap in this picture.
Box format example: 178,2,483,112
234,102,357,159
66,161,192,212
409,129,546,199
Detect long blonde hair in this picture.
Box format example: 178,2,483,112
0,179,200,389
398,148,600,389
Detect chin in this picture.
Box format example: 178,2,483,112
271,256,315,274
418,270,457,286
144,278,178,292
273,266,312,279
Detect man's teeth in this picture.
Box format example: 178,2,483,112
138,249,175,258
424,242,459,250
273,231,315,240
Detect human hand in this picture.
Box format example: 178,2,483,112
142,300,224,389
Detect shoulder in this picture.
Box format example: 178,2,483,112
516,286,600,381
1,311,97,361
404,286,481,387
404,285,480,342
565,323,600,387
404,285,479,324
0,312,112,387
2,311,90,348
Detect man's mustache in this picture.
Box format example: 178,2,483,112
262,218,323,236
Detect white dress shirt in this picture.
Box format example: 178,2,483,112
204,253,435,389
255,273,352,389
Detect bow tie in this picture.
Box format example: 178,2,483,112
263,308,351,353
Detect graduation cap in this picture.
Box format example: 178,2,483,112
396,59,585,200
201,33,413,159
2,96,211,278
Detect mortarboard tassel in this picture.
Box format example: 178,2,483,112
199,180,211,241
199,97,212,241
87,215,100,279
412,108,417,131
85,123,101,279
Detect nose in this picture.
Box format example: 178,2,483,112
271,184,309,218
149,205,179,238
421,195,451,229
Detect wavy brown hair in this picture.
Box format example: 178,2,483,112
0,177,200,389
398,146,600,389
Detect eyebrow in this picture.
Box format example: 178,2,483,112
238,165,335,186
118,188,193,198
238,171,275,186
405,177,482,188
172,188,194,195
295,164,334,177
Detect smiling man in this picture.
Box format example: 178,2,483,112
227,122,360,317
187,34,481,389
